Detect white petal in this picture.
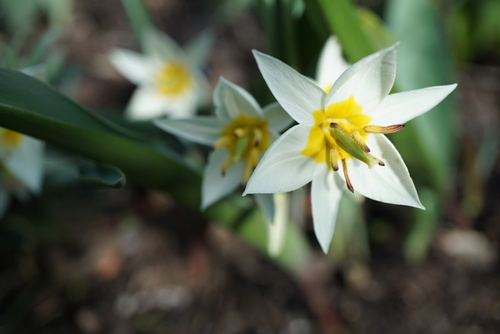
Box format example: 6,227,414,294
143,29,183,63
311,169,344,253
125,87,198,120
3,135,44,193
262,102,295,133
367,84,457,126
266,192,289,256
184,30,214,67
108,48,155,85
244,123,325,195
326,43,398,112
202,148,244,209
253,50,324,124
349,134,424,209
316,36,350,88
155,117,224,146
214,77,262,120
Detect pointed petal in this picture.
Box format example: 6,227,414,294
108,48,155,84
184,30,215,67
201,149,244,209
214,77,262,120
143,29,183,63
349,134,424,209
262,102,295,133
244,123,325,195
316,36,350,89
253,50,324,124
367,84,457,126
155,117,223,146
326,43,399,112
311,170,344,253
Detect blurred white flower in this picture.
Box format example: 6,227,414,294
0,129,44,216
109,29,213,120
155,77,292,210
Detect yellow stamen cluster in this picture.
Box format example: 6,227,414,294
155,62,192,96
301,96,403,192
214,114,270,183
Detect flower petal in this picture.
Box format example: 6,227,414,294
3,135,44,193
349,134,424,209
126,86,198,120
253,50,324,124
367,84,457,126
155,117,223,146
214,77,262,120
244,123,325,195
202,148,244,209
108,48,155,84
262,102,295,133
254,193,274,222
326,43,398,112
311,169,344,253
184,30,215,67
316,36,350,89
143,29,184,63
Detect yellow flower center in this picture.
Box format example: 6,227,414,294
214,114,270,184
155,62,192,96
1,129,23,154
301,96,387,192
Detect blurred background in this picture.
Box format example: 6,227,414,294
0,0,499,333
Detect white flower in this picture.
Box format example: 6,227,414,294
155,77,292,209
109,29,212,120
0,129,44,216
244,43,457,253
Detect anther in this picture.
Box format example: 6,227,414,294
329,148,339,171
363,124,405,134
378,160,385,166
341,159,354,193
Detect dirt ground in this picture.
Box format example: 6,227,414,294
0,0,499,333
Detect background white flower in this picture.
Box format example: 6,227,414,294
155,77,292,209
0,129,44,216
109,29,212,120
244,44,457,253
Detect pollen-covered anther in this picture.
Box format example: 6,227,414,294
253,128,262,147
378,160,385,166
233,127,249,138
213,135,232,150
363,124,405,134
329,147,339,171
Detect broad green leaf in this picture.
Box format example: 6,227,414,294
0,68,200,205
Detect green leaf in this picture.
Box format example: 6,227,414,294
316,0,374,62
386,0,457,191
77,161,127,189
0,69,313,271
0,68,200,206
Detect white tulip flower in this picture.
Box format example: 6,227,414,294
244,43,457,252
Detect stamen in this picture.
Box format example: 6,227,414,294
351,131,370,152
363,124,405,134
378,160,385,166
233,127,249,137
213,136,232,150
243,147,260,184
220,155,233,176
341,159,354,192
253,128,262,147
329,147,339,171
